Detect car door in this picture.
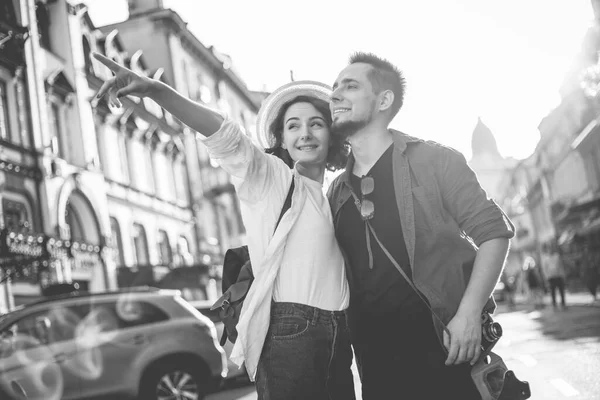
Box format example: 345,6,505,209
73,296,169,398
0,307,84,400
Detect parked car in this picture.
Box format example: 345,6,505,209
0,287,227,400
189,300,250,384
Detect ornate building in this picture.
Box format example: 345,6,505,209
100,0,261,265
1,0,261,312
1,0,116,312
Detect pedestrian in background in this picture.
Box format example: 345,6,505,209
524,256,545,309
541,243,567,309
583,252,599,302
501,271,517,310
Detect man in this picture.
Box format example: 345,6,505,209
326,52,515,399
541,243,567,309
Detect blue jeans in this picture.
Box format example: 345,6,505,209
256,302,355,400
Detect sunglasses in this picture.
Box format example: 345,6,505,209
358,176,375,220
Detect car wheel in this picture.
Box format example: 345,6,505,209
140,363,207,400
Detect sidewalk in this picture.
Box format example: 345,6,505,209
495,290,599,314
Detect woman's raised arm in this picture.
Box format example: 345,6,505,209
93,52,223,137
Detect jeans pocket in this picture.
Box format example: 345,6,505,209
270,316,310,340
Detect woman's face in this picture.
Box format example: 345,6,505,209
281,102,330,167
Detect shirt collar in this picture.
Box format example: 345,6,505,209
339,129,422,186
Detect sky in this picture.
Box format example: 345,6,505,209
86,0,593,161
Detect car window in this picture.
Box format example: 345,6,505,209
89,299,169,330
4,303,90,347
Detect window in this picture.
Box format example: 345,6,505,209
144,146,155,193
47,101,64,157
117,133,130,183
0,80,10,140
133,223,149,266
110,217,125,267
7,304,91,347
177,236,192,266
173,158,189,203
128,138,145,190
181,61,190,97
78,300,168,333
157,230,172,266
35,1,51,50
82,36,93,75
111,299,169,327
2,199,30,231
65,202,85,242
153,152,171,200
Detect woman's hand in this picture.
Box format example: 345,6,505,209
92,52,155,108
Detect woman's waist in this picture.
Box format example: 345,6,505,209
270,301,349,323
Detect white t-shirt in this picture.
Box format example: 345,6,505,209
273,176,350,311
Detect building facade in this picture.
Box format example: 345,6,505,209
497,0,600,278
1,0,117,312
100,0,261,265
1,0,261,313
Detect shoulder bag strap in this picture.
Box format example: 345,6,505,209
364,221,447,329
274,178,295,233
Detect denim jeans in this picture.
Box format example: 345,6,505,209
256,302,355,400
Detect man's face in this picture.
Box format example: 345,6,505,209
330,63,379,138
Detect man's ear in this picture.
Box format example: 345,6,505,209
378,90,395,113
281,143,287,150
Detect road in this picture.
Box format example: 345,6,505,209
207,293,600,400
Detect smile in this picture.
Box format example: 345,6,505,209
297,145,318,151
333,108,350,115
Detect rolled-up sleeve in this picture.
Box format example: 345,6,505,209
436,147,515,246
199,118,283,203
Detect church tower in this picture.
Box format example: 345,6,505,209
468,118,515,200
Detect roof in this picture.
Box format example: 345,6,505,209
17,286,170,308
98,8,260,112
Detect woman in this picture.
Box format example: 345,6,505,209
92,52,355,400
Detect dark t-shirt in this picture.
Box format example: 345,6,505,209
337,145,424,318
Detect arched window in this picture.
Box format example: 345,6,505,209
157,230,172,266
132,223,149,266
65,202,85,242
177,236,192,266
0,79,11,141
109,217,125,267
2,198,31,232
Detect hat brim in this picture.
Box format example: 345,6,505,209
255,80,332,149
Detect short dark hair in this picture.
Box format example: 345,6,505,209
265,95,349,171
349,52,406,119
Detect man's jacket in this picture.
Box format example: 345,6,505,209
327,129,515,341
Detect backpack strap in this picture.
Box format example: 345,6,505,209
274,178,295,233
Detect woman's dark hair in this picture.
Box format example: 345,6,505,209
265,95,349,171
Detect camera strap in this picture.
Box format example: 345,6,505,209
362,217,448,331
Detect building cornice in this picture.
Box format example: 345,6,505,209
100,9,260,113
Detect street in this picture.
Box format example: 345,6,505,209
207,293,600,400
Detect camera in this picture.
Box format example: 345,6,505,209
481,312,503,355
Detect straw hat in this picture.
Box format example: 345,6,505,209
255,80,332,149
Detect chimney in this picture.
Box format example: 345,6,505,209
128,0,164,15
